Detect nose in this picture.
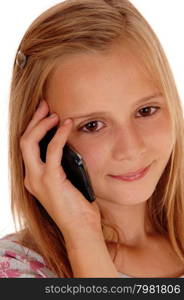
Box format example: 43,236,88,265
111,123,146,161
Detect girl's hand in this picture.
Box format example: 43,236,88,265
19,100,102,240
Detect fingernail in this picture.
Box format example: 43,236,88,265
63,119,72,125
38,100,45,108
49,113,58,118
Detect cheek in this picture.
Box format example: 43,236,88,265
76,141,108,176
144,113,175,157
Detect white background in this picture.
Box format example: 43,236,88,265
0,0,184,238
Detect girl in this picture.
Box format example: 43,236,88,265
0,0,184,278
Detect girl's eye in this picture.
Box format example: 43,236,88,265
136,106,160,118
79,121,104,133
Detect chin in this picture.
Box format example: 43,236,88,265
96,186,155,206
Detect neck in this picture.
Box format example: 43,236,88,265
96,197,155,248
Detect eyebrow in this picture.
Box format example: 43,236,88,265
68,92,163,120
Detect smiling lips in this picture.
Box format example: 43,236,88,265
109,163,152,182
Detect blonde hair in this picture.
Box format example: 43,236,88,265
8,0,184,277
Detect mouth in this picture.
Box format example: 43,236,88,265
109,163,152,182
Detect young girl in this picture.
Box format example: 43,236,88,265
1,0,184,278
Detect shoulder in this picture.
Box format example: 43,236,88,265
0,232,57,278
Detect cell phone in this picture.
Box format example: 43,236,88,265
39,126,96,202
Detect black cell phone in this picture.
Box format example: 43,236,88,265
39,126,95,202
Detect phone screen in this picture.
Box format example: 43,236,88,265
39,126,96,202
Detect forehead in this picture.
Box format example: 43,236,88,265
46,45,157,113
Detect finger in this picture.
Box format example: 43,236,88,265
25,100,51,134
20,114,59,175
45,119,74,175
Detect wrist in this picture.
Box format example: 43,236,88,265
64,226,105,252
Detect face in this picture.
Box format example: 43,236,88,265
46,44,175,207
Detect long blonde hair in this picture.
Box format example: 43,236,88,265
8,0,184,277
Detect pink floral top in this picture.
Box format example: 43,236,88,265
1,233,184,278
0,233,58,278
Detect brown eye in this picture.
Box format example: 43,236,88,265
136,106,160,118
79,120,104,133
